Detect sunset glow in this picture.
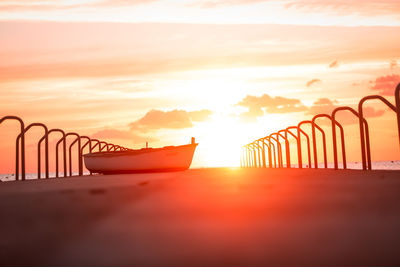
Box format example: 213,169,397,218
1,0,400,173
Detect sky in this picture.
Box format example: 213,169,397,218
0,0,400,173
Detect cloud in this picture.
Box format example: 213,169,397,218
91,128,156,143
129,109,212,132
370,74,400,95
329,60,339,68
90,109,212,144
91,128,134,140
308,98,384,125
237,94,307,120
188,109,213,122
306,79,321,87
307,98,337,115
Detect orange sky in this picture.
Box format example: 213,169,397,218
1,0,400,173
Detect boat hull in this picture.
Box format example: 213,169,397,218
84,143,197,174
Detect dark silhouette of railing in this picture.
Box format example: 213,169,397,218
39,128,66,178
100,141,108,152
312,114,345,169
269,134,282,168
242,83,400,170
0,116,25,180
359,95,397,170
91,139,101,152
331,107,371,170
66,133,81,176
0,115,131,180
17,123,49,179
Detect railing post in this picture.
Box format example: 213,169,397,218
286,127,301,169
395,83,400,150
359,95,396,170
16,123,49,179
0,116,26,180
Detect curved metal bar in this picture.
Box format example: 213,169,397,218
247,144,252,168
107,144,115,151
244,146,248,168
249,143,257,167
245,145,250,168
244,145,248,167
80,137,92,154
16,123,49,179
79,136,91,175
286,126,301,168
396,83,400,149
66,133,81,176
312,114,345,169
265,137,277,168
39,129,66,178
246,144,251,167
359,94,397,170
241,147,244,168
258,139,265,167
99,141,108,152
332,106,370,170
259,137,271,168
253,140,262,168
90,139,101,152
269,134,283,168
252,141,263,168
290,125,312,169
55,137,67,177
299,120,326,169
269,134,282,168
250,143,256,168
277,130,291,168
0,116,25,180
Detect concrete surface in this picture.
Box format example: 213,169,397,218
1,168,400,266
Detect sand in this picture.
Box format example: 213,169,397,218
1,168,400,266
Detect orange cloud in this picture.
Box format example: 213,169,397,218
92,128,134,140
329,60,339,68
306,79,321,87
90,109,211,143
188,109,213,122
237,94,307,120
307,98,338,115
91,128,155,143
370,74,400,95
129,109,212,132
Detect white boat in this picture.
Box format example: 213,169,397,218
83,138,198,174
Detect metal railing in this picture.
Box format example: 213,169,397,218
0,117,130,181
241,83,400,170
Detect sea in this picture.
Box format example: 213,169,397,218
1,161,400,182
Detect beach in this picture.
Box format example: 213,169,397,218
1,168,400,266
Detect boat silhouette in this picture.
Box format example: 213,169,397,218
84,137,197,174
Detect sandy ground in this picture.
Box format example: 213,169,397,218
1,168,400,267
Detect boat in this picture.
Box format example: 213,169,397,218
83,137,198,174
